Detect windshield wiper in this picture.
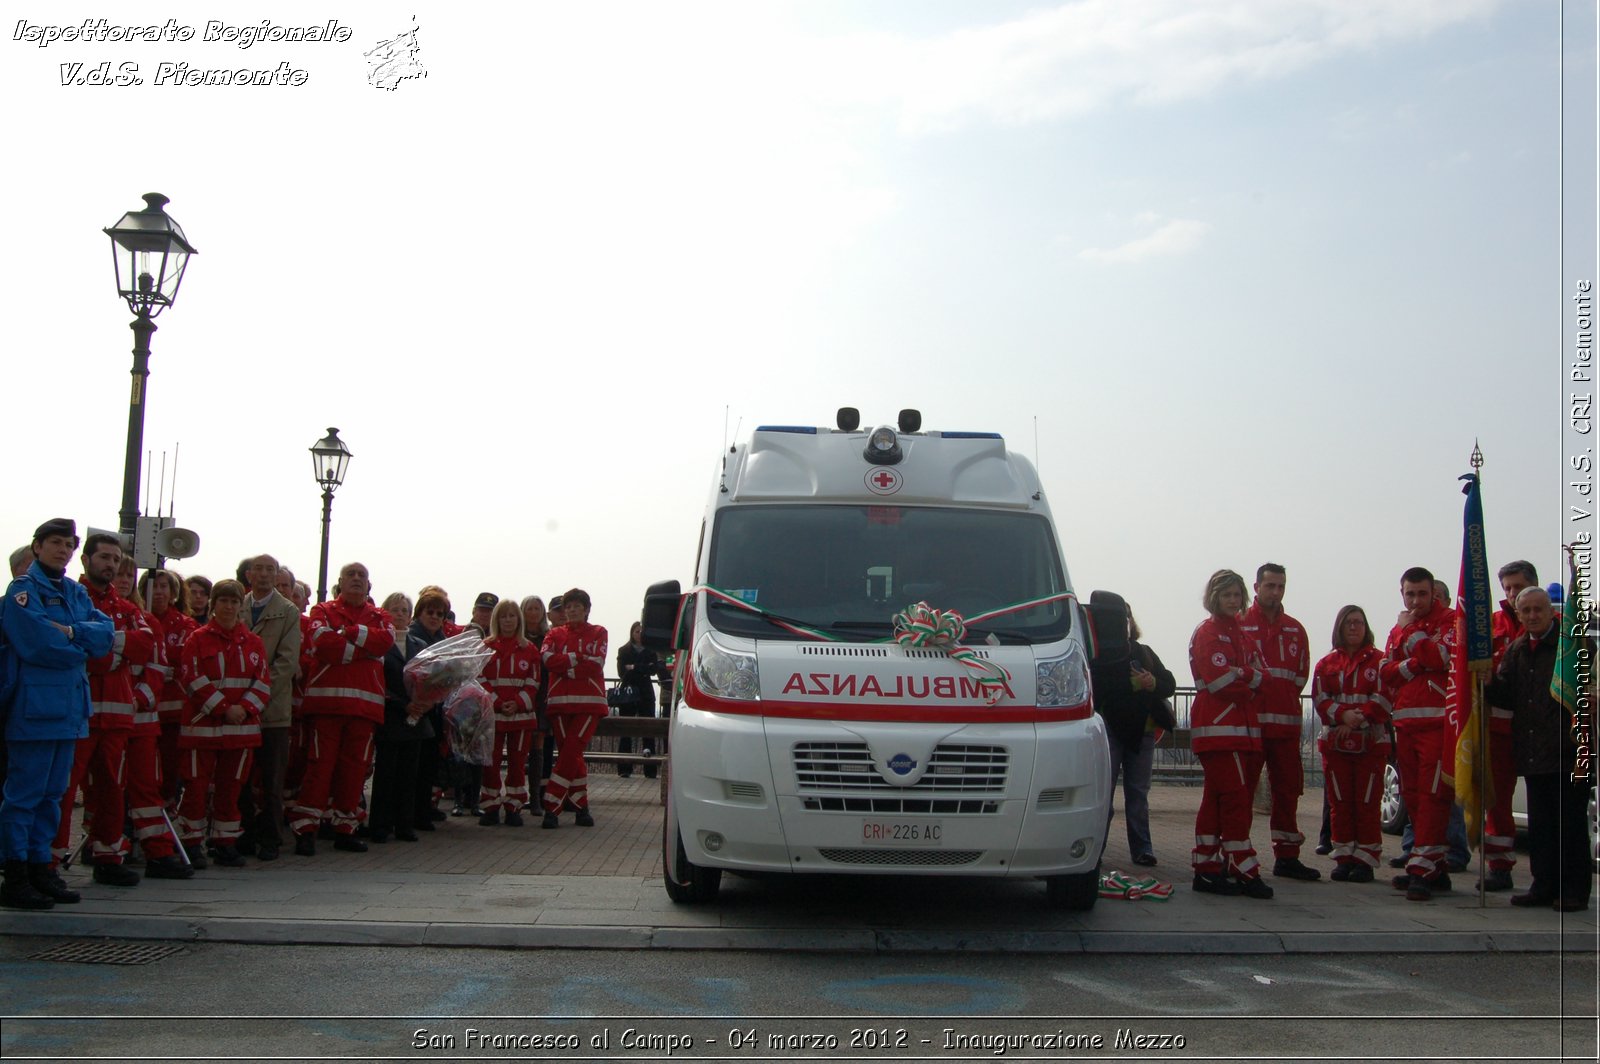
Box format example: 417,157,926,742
708,600,825,635
963,627,1032,645
828,620,893,631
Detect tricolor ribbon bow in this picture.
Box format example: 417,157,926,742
891,601,1012,706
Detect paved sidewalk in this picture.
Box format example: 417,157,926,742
2,777,1594,954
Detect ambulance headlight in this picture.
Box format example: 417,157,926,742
1035,643,1090,708
694,632,760,701
864,426,903,465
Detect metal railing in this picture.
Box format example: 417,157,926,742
1150,688,1321,785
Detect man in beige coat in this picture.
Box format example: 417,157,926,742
236,554,302,862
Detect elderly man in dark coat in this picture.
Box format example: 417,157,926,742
1488,586,1593,912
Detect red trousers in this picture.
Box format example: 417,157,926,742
157,721,182,804
54,728,128,866
1250,735,1306,860
1482,732,1517,872
125,731,177,860
177,747,254,846
289,716,375,836
1192,749,1263,878
543,713,598,814
1323,746,1385,867
480,727,534,813
1396,724,1451,879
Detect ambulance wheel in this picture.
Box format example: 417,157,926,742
1045,869,1099,911
664,828,722,904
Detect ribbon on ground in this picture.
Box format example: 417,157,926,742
1097,870,1174,901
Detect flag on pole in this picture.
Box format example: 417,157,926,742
1451,468,1494,840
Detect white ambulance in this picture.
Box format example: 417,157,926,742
641,409,1115,908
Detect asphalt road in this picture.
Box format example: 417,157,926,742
2,938,1595,1061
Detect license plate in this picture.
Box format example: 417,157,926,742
860,819,943,846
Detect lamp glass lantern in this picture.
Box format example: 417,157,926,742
105,193,196,318
310,427,352,492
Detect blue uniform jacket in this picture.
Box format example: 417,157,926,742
0,561,114,741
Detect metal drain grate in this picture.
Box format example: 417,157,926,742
29,940,185,966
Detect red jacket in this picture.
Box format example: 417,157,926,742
1487,602,1523,734
151,606,198,725
178,620,269,749
1312,646,1392,753
81,579,156,732
1187,613,1264,754
1237,604,1311,739
129,606,166,734
1381,602,1456,732
303,598,395,723
542,621,608,716
483,636,540,731
292,612,314,715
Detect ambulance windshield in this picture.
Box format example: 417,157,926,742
705,505,1071,643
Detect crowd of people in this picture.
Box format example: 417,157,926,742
0,518,667,910
1093,562,1592,912
0,518,1590,917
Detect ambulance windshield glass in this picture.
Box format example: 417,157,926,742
705,505,1070,643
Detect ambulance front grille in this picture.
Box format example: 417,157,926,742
802,797,1000,815
793,742,1008,793
816,848,983,867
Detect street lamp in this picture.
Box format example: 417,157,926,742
310,427,353,604
105,193,197,541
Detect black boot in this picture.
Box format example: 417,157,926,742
1,861,55,910
29,863,81,903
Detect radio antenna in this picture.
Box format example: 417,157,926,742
1033,416,1041,477
157,451,168,518
169,443,180,519
143,450,153,517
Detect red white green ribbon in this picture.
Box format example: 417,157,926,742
1098,870,1174,901
695,586,1082,709
891,601,1011,706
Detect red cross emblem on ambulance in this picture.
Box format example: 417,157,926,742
865,468,902,496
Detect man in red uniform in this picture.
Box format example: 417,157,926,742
540,588,608,828
1381,566,1459,901
289,562,393,856
54,534,154,886
1479,560,1538,891
1238,563,1318,881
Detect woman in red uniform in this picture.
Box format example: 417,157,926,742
177,580,269,867
539,588,607,828
1311,605,1390,882
1188,569,1271,899
479,599,540,826
138,570,196,806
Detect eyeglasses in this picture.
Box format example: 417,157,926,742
420,608,445,617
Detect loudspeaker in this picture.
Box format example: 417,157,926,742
134,515,200,567
154,526,200,560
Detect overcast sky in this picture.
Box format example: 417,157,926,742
3,0,1591,669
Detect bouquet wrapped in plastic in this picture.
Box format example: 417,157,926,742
403,632,493,706
444,681,496,766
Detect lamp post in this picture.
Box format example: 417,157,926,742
104,193,197,542
310,427,353,604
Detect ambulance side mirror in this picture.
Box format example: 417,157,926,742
1086,590,1131,663
641,579,684,653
